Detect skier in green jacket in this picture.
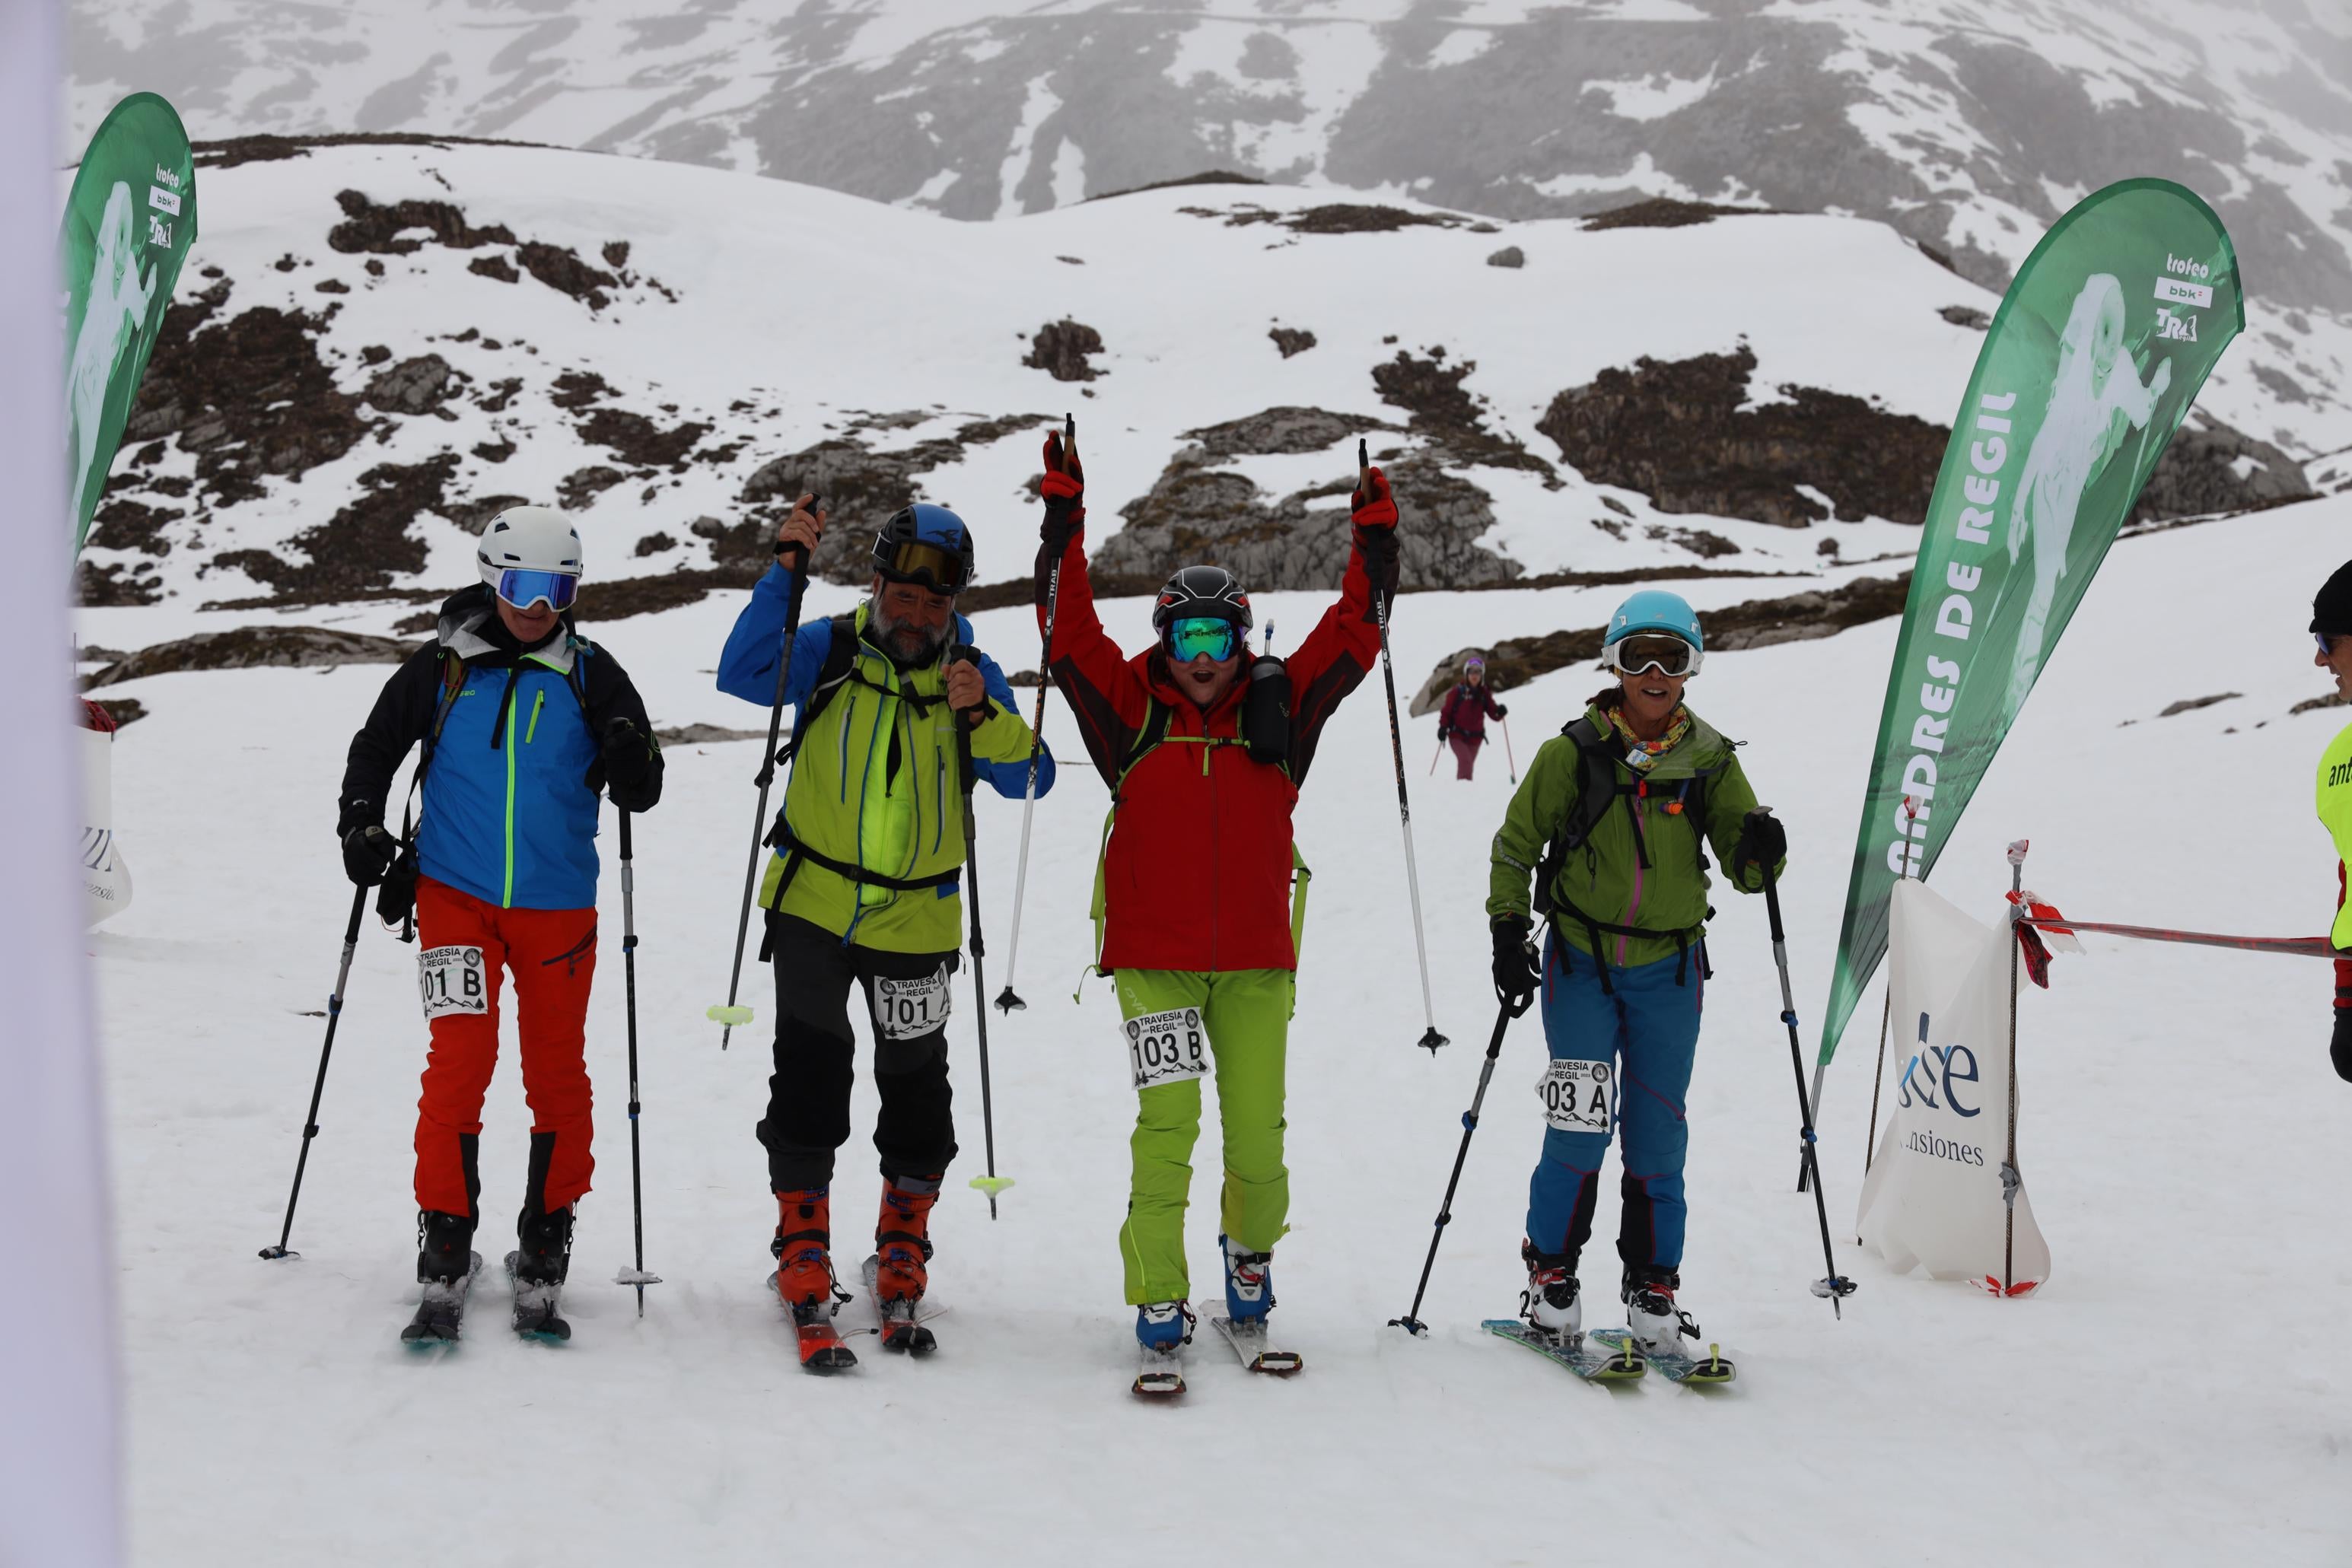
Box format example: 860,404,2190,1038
1487,590,1785,1357
2312,561,2352,1079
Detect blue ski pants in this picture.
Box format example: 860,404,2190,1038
1524,934,1704,1277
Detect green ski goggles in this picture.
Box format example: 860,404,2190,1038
1163,615,1242,663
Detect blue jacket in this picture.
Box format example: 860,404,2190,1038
716,563,1056,802
342,588,660,911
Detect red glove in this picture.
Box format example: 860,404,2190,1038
1041,430,1086,549
1351,466,1398,529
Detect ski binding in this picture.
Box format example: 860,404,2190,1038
1209,1315,1302,1376
1589,1328,1736,1386
504,1252,571,1343
1482,1318,1644,1382
401,1252,482,1347
858,1255,941,1355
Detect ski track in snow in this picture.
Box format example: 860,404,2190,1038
91,488,2352,1563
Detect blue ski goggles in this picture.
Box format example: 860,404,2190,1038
1163,615,1242,663
495,568,580,612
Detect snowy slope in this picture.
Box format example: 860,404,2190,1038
68,0,2352,319
68,135,2331,660
87,489,2352,1565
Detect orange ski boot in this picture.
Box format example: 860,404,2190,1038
771,1188,854,1371
871,1175,940,1354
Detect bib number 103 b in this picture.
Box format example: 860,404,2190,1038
1125,1007,1208,1092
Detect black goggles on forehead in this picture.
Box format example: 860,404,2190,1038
875,538,968,595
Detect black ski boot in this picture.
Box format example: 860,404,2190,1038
508,1205,574,1342
403,1210,481,1345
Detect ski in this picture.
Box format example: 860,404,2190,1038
1208,1315,1302,1376
504,1252,571,1343
1589,1328,1736,1386
1481,1318,1644,1382
1133,1344,1186,1398
400,1252,482,1347
766,1271,858,1372
858,1255,940,1356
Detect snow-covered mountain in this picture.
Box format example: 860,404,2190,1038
69,0,2352,323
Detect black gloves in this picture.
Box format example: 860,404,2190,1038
342,823,398,887
1493,703,1508,717
2332,1007,2352,1083
600,717,664,812
1731,807,1787,885
1437,724,1453,743
1492,917,1540,1014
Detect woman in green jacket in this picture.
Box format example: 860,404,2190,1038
1487,590,1784,1356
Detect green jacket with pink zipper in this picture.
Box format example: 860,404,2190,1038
1486,699,1774,969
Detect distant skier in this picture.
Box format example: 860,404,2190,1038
1485,590,1784,1358
2001,272,2171,717
715,495,1050,1365
1437,656,1507,780
2312,561,2352,1081
339,505,664,1334
1032,426,1397,1381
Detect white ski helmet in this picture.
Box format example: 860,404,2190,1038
476,505,584,610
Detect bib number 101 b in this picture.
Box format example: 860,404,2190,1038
1125,1007,1208,1092
419,945,489,1020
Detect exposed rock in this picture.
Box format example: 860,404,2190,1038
75,560,163,606
1221,204,1464,234
473,437,515,463
579,568,739,622
1487,246,1526,269
654,722,765,745
328,189,515,254
1581,199,1773,231
90,698,148,727
576,407,710,467
602,241,632,269
517,240,617,310
2131,420,2313,523
1539,345,1945,526
315,278,349,295
88,498,182,557
86,625,421,688
1648,524,1738,558
549,370,613,409
1939,304,1991,330
213,454,460,598
1374,349,1555,478
364,354,454,414
2157,692,2241,717
1268,326,1316,359
1024,320,1106,382
2290,692,2349,716
558,466,627,509
1089,170,1267,202
1184,406,1394,460
635,532,677,557
469,254,520,284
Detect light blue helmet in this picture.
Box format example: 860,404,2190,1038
1605,589,1704,651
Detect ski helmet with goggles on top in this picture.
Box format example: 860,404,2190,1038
476,505,584,612
1602,588,1704,677
870,503,975,595
1152,565,1252,663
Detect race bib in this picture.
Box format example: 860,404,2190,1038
1537,1058,1612,1135
873,969,951,1041
418,945,488,1019
1124,1007,1208,1093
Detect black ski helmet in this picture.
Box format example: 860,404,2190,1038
1151,565,1252,636
2314,559,2352,637
870,503,976,594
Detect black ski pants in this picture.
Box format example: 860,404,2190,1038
757,911,958,1193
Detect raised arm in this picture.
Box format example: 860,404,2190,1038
1285,464,1399,785
1035,428,1150,786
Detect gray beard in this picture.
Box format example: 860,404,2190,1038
870,604,949,668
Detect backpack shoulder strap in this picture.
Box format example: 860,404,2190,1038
1555,715,1627,855
781,612,863,765
1114,697,1174,793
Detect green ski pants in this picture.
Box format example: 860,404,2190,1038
1115,967,1292,1306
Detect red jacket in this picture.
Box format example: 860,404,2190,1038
1439,680,1504,740
1038,525,1390,972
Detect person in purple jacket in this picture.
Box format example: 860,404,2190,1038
1438,657,1507,781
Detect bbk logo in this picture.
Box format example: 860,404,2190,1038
2155,307,2197,342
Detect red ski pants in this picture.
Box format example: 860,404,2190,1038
412,876,597,1219
1450,731,1482,780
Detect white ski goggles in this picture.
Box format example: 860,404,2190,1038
1603,633,1701,678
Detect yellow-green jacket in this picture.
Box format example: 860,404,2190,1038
2319,719,2352,950
1488,700,1776,969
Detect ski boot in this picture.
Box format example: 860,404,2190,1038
1622,1265,1700,1357
1520,1242,1581,1343
416,1209,476,1283
507,1205,574,1342
871,1175,940,1354
772,1188,855,1371
1133,1300,1194,1398
1220,1235,1275,1324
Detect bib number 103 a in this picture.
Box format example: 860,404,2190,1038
1125,1007,1208,1093
419,945,489,1020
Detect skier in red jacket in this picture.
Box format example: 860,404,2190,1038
1437,656,1507,780
1033,428,1398,1380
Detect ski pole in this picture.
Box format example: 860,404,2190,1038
1427,738,1442,777
1759,853,1858,1316
995,415,1074,1015
259,882,368,1260
951,644,1013,1217
1389,960,1536,1335
614,810,661,1312
1359,438,1447,1054
708,498,820,1048
1501,714,1517,784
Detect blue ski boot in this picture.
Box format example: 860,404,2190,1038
1220,1234,1275,1323
1136,1299,1194,1350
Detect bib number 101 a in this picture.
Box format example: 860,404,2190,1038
1125,1007,1208,1092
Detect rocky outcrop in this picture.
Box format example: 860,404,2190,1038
2129,418,2313,523
86,625,421,688
1023,320,1106,382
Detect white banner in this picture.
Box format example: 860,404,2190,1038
0,1,123,1563
1854,879,2051,1296
81,723,133,926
